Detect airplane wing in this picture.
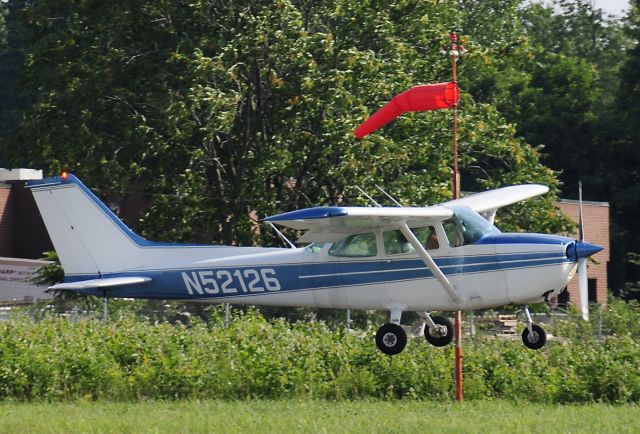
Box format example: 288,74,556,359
49,276,151,291
440,184,548,212
439,184,549,223
264,206,453,242
265,185,547,242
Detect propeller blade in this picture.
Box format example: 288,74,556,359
577,181,588,321
578,258,589,321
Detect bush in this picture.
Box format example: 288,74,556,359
0,302,638,403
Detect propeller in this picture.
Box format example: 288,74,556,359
577,181,589,321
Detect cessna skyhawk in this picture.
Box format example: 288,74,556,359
27,173,601,355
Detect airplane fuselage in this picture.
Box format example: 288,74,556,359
67,232,576,312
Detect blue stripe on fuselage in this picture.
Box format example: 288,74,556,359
69,250,571,299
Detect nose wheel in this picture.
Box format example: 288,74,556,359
522,323,546,349
521,305,547,350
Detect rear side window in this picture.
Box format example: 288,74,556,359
329,233,378,257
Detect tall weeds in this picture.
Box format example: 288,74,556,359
0,303,638,403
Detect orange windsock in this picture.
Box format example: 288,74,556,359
354,82,458,139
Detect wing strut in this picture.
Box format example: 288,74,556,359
399,223,464,304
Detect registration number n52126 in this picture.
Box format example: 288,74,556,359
181,268,281,295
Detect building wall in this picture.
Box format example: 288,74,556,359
0,257,52,302
0,186,14,257
0,176,53,302
556,200,610,309
10,181,53,259
0,182,53,260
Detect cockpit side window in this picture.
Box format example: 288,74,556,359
443,218,464,247
414,226,440,250
329,233,378,257
383,230,413,255
383,226,439,255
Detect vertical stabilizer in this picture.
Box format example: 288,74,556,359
26,174,147,277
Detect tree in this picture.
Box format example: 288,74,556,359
456,1,637,296
1,0,572,252
478,0,627,199
611,0,640,298
0,0,30,152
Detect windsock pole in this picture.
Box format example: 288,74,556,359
451,30,463,403
452,31,460,200
353,31,465,402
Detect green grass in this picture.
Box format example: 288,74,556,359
0,400,639,433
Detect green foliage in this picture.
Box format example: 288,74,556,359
0,0,570,248
30,250,63,287
610,0,640,298
0,4,6,48
513,1,638,297
549,298,640,341
0,0,30,148
0,301,639,403
29,250,100,314
5,0,639,296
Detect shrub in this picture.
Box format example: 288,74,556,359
0,301,638,403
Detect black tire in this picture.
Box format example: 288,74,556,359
424,316,454,347
375,323,407,355
521,324,547,350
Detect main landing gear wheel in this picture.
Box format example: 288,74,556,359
424,316,454,347
521,324,547,350
375,323,407,355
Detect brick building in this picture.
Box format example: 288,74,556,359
556,199,610,311
0,168,53,302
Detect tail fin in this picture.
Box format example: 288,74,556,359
26,173,150,277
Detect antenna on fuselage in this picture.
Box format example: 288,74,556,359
265,220,296,249
354,186,382,207
375,184,404,207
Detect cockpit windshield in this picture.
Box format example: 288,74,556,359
443,206,501,247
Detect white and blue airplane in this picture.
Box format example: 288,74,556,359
27,173,602,355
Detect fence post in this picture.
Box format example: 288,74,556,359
470,311,475,337
224,303,230,328
597,303,603,340
103,297,108,322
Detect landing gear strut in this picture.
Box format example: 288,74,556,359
521,305,547,350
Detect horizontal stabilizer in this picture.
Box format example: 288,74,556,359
49,276,152,291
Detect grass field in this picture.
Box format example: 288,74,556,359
1,400,639,433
